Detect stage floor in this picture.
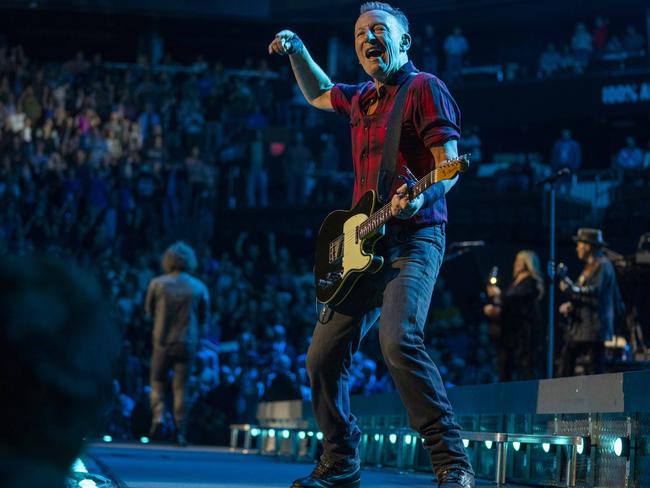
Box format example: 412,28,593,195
86,443,524,487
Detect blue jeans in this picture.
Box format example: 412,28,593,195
306,223,472,474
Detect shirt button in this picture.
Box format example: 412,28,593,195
361,150,366,158
360,177,366,185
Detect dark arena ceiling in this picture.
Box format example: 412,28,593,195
1,0,646,23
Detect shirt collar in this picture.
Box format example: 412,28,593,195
386,61,418,87
361,61,418,110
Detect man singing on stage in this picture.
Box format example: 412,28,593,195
268,2,474,487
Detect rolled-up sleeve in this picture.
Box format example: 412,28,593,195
330,83,358,119
411,75,461,148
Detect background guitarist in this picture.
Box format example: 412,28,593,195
557,228,622,377
268,3,474,487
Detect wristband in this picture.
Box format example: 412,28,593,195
285,35,304,55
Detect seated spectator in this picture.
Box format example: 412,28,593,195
443,27,469,83
613,136,644,179
263,353,300,401
316,133,342,204
283,131,313,205
559,44,580,74
571,22,592,72
623,25,646,51
592,16,609,53
551,129,582,171
246,129,269,208
538,43,562,78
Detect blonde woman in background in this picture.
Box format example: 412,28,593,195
484,250,545,381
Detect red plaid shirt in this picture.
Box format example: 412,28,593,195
330,61,461,225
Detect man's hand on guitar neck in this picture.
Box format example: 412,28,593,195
391,182,425,219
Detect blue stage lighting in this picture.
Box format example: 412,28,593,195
614,437,629,457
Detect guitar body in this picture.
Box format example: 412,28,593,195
314,190,385,305
313,154,470,306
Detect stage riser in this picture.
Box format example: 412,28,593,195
254,371,650,487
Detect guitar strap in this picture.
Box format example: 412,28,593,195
377,71,418,203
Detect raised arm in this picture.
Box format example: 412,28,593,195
268,30,335,112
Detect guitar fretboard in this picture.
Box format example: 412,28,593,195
356,155,468,240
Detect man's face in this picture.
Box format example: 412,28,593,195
354,10,407,82
576,241,590,260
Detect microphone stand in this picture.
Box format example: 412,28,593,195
536,168,571,379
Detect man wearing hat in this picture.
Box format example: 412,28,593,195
558,228,622,376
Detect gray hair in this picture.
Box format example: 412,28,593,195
359,2,409,33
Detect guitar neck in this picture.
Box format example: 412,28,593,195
357,155,468,239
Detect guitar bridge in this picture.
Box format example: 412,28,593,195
328,234,344,264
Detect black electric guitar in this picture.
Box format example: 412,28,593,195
314,155,470,305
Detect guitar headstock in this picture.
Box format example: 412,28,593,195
436,154,470,181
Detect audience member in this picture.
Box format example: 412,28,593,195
614,136,643,172
551,129,582,171
538,43,562,78
443,27,469,82
570,22,592,72
592,17,609,52
623,25,646,51
0,255,119,488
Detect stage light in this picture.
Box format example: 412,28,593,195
374,434,380,441
577,438,584,455
513,442,521,452
72,459,88,473
268,429,276,438
404,434,413,445
78,480,98,488
281,430,290,439
307,431,314,437
542,443,551,453
102,435,113,443
614,437,629,457
484,440,493,450
389,434,397,444
462,439,469,448
298,431,306,440
316,432,324,440
250,428,261,437
489,277,498,285
140,436,150,444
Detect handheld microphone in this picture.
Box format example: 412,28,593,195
556,262,569,280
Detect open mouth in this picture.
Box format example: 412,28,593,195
365,47,384,59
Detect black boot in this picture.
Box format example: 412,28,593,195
437,468,475,488
290,457,360,488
